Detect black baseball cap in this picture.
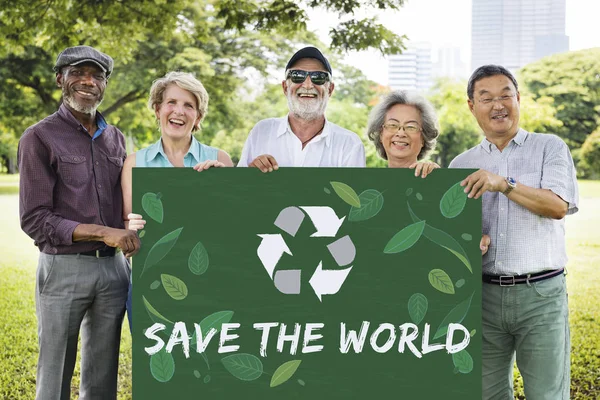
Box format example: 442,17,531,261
54,45,114,77
285,46,332,75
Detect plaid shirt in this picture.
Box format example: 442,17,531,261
18,104,126,254
449,129,579,275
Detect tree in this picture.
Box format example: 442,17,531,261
1,0,409,172
519,48,600,148
518,91,563,134
428,79,481,167
579,128,600,179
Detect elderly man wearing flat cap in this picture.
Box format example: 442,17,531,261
238,46,366,170
18,45,139,400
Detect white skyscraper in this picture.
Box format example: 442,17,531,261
433,46,468,80
388,42,433,92
471,0,569,72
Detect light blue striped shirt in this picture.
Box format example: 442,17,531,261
135,137,218,168
449,129,579,275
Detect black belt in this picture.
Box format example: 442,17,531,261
79,247,116,258
482,268,564,286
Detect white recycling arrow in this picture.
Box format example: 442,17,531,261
309,261,353,302
299,206,345,237
256,234,292,278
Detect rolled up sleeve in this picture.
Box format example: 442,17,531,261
541,136,579,215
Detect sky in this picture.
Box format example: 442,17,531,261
307,0,600,85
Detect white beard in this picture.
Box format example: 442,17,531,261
62,89,103,115
286,85,329,121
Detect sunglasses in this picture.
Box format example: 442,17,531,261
286,69,331,85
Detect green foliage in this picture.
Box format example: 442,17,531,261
519,48,600,148
0,0,407,158
579,128,600,179
428,79,481,167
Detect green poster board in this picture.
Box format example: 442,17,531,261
132,168,481,399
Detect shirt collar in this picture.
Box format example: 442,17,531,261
479,128,528,153
278,116,332,147
146,137,200,165
58,103,108,139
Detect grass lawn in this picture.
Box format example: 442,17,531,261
0,178,598,399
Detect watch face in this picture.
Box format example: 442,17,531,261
508,177,516,185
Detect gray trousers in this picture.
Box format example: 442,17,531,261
35,252,130,400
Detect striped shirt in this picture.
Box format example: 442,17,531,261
449,129,579,275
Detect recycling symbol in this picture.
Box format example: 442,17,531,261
256,206,356,301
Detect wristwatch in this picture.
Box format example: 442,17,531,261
503,177,516,196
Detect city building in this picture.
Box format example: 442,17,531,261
471,0,569,72
388,42,433,92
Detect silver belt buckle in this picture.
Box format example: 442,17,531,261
499,275,515,286
96,249,101,258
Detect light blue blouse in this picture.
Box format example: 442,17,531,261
135,137,218,167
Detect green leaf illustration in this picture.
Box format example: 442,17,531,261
142,227,184,275
433,292,474,339
408,202,472,273
193,370,201,378
142,192,164,223
139,230,146,238
191,311,234,352
221,353,263,381
461,233,472,241
416,193,423,200
161,274,188,300
383,220,426,254
298,379,306,386
452,349,474,374
349,189,384,222
470,329,477,337
189,241,209,275
405,188,413,196
440,181,468,218
455,278,466,288
330,181,361,208
150,280,161,290
429,269,455,294
142,295,173,327
324,187,331,194
424,226,472,273
270,360,302,388
203,374,211,383
150,349,175,383
200,310,234,335
408,293,428,324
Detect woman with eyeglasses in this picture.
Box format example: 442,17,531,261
366,90,491,254
120,71,233,329
366,90,440,176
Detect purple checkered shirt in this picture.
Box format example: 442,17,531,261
18,103,126,254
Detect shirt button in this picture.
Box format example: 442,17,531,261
95,161,99,165
500,233,504,237
497,261,503,267
97,184,102,189
500,208,505,211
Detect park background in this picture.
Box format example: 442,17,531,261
0,0,598,398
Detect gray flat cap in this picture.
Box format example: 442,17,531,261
54,45,114,77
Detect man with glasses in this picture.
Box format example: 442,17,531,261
18,45,139,399
449,65,578,399
238,46,366,170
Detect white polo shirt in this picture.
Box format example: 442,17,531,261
237,116,366,167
